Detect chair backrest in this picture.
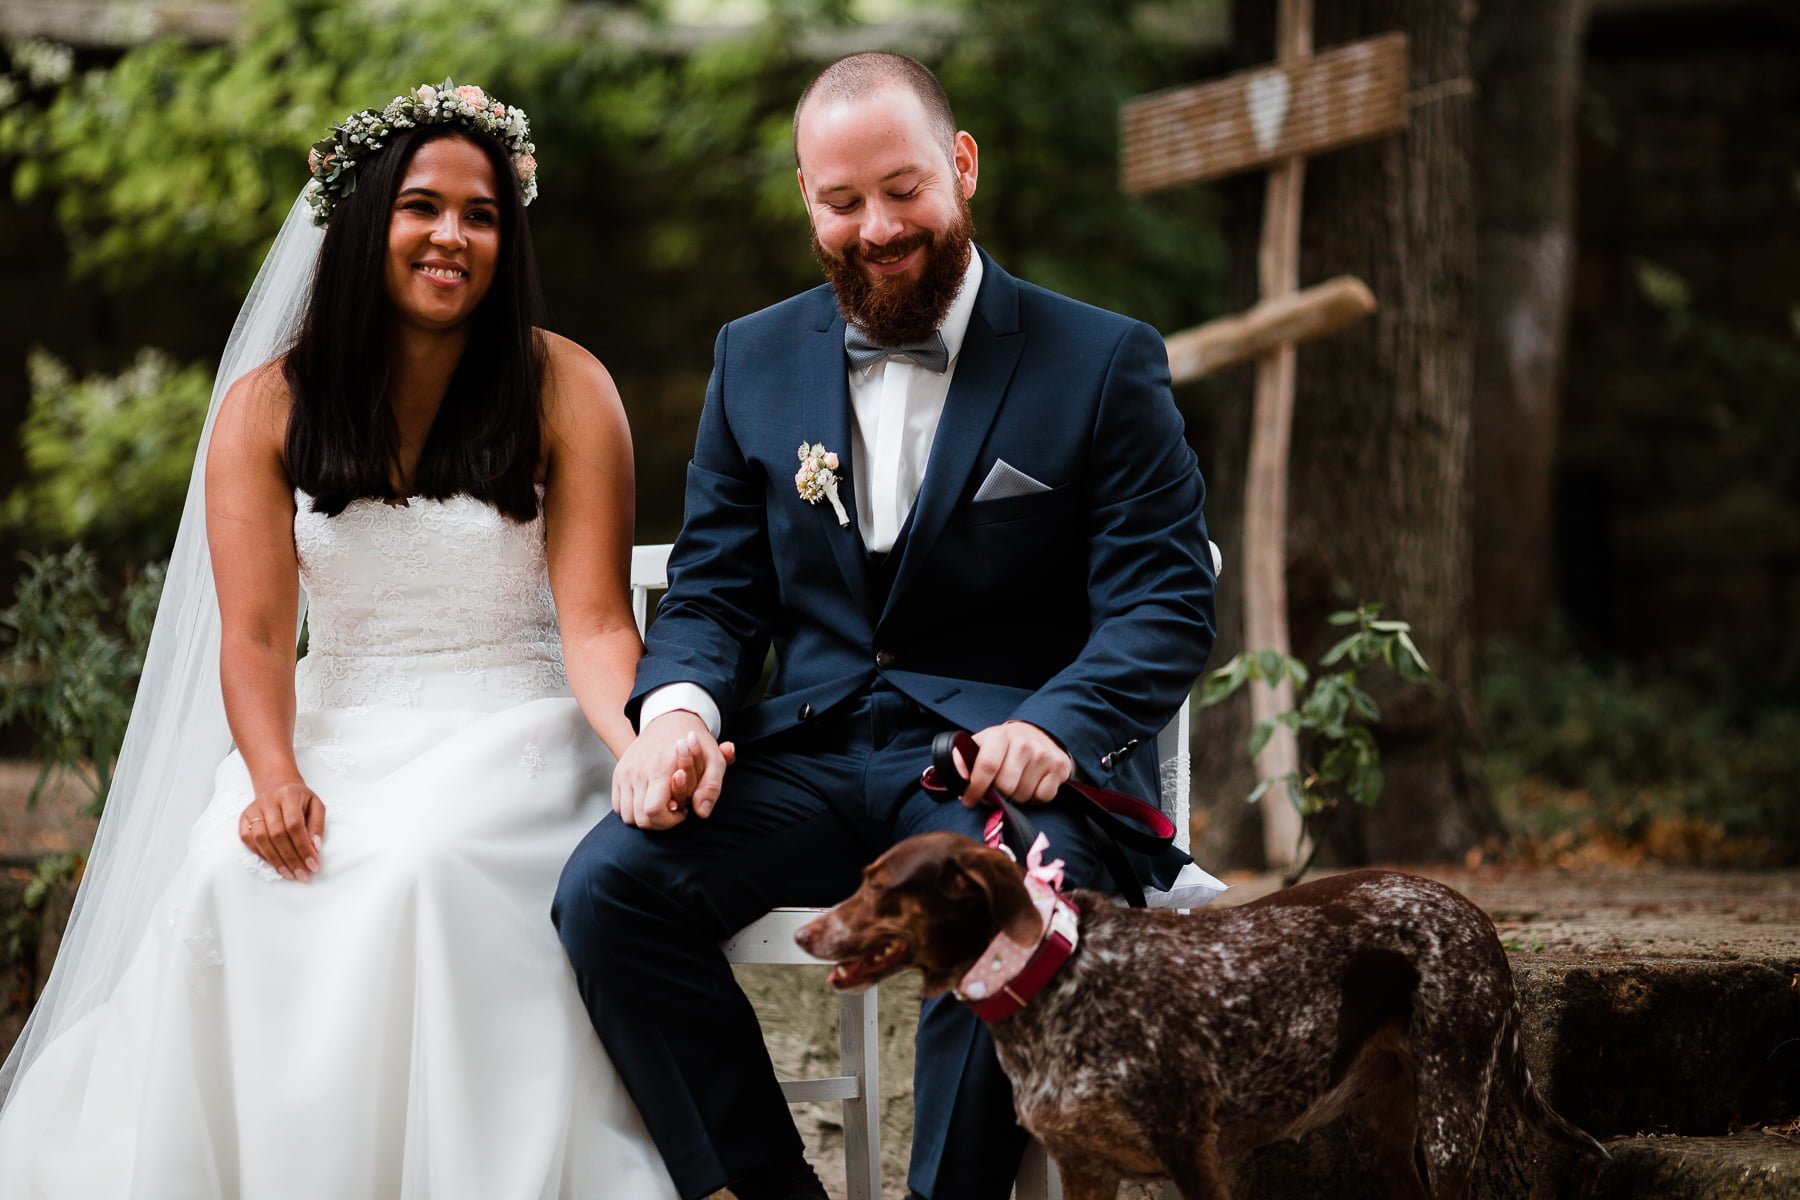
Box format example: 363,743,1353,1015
628,544,1191,854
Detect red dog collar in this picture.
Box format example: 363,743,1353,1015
955,874,1081,1023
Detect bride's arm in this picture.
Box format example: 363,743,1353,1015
205,362,321,883
540,332,643,760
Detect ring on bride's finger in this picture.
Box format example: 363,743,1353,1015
246,816,265,826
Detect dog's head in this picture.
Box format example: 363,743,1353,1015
795,831,1045,996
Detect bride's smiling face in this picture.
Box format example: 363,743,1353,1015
383,135,503,331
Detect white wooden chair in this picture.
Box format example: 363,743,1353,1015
632,544,883,1199
629,543,1197,1200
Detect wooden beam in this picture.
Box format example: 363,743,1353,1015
1243,0,1316,871
1165,275,1375,383
1121,31,1409,194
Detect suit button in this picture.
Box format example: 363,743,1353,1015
875,650,896,669
798,703,814,720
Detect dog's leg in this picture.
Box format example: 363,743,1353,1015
1054,1157,1124,1200
1162,1121,1232,1200
1340,1048,1430,1200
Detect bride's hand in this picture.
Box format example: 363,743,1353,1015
239,780,326,883
614,712,733,829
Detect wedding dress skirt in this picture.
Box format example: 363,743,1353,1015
0,494,676,1199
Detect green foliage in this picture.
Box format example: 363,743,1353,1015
1482,630,1800,866
937,0,1226,328
0,0,568,287
1200,606,1437,879
0,0,1226,318
4,350,210,562
1628,257,1800,500
0,548,165,813
3,852,82,966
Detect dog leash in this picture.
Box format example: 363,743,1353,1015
921,730,1177,908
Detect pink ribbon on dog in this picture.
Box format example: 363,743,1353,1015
1024,832,1066,894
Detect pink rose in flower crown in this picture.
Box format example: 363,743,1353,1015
306,79,537,226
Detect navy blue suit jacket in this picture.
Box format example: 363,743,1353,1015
631,249,1217,805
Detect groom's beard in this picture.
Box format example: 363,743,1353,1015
813,202,975,346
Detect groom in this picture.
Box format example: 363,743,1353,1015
556,51,1216,1200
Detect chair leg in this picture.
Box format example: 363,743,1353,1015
1014,1140,1062,1200
839,985,881,1200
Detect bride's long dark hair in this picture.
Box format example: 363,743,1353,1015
285,123,546,520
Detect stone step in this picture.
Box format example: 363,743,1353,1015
1221,951,1800,1199
1589,1131,1800,1199
1230,1128,1800,1199
1511,955,1800,1137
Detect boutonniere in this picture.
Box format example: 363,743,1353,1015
795,442,850,527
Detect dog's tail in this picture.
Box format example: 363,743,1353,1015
1498,999,1610,1159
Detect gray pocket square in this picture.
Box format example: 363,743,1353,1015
973,459,1052,502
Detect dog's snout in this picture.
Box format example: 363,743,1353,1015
793,915,821,955
794,909,838,958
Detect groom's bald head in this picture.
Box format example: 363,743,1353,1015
793,51,958,169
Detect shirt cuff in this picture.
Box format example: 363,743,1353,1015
638,683,723,739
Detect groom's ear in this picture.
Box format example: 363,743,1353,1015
953,130,979,200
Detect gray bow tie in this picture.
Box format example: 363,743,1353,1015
844,326,950,373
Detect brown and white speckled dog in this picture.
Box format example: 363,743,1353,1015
796,831,1607,1200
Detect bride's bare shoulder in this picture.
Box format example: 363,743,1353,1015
221,356,294,413
535,329,624,433
537,330,617,395
211,357,293,460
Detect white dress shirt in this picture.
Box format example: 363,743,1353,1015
640,252,985,737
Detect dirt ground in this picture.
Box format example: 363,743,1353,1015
1217,862,1800,962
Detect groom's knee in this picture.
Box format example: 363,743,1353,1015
552,817,652,961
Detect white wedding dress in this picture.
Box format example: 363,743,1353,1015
0,492,676,1200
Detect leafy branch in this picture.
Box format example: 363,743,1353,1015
1199,605,1436,883
0,547,164,814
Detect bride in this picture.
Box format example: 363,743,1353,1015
0,82,677,1198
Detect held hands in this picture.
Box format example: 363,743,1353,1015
239,779,325,882
612,710,737,829
956,720,1073,807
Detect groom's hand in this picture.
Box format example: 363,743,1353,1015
614,711,735,828
958,721,1073,807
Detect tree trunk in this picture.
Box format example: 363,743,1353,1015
1471,0,1588,641
1204,0,1500,866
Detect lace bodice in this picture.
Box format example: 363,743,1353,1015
293,491,567,711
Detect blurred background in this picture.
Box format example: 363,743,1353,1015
0,0,1795,877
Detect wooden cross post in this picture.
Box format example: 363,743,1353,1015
1121,0,1409,870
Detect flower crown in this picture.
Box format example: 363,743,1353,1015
304,79,538,227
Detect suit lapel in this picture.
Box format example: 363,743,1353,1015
882,253,1024,623
799,301,872,614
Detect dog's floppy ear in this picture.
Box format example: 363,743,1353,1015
942,842,1044,947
